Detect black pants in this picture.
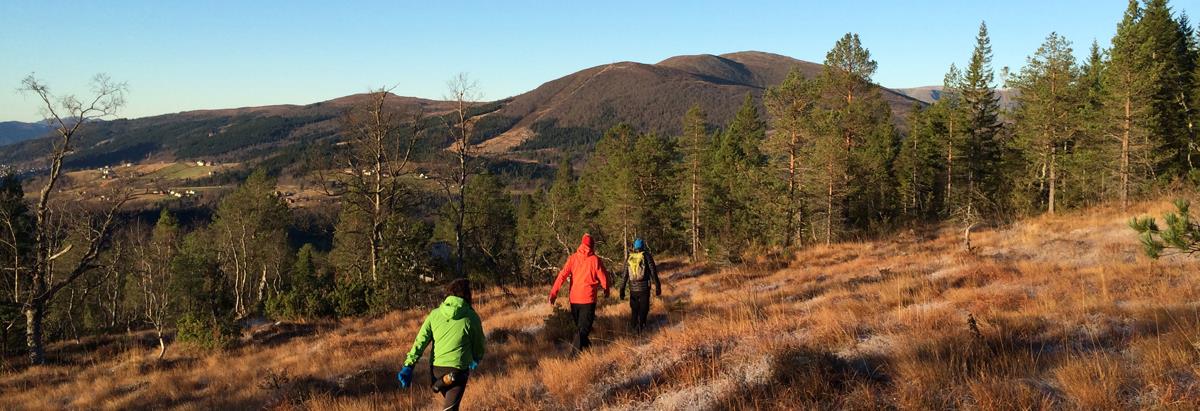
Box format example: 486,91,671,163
432,366,470,411
570,303,596,353
629,290,650,333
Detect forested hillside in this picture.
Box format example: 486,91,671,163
0,94,459,172
0,121,53,146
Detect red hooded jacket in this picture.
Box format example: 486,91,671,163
549,234,610,305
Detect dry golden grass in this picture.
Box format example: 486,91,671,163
4,197,1200,410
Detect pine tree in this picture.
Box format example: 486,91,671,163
455,172,518,284
764,69,819,247
939,64,966,216
330,203,371,282
1070,41,1113,207
679,105,710,260
817,33,898,238
170,231,235,349
584,123,639,260
705,94,768,259
0,174,32,354
1131,199,1200,257
582,124,681,260
958,21,1005,224
1106,0,1153,210
895,104,946,220
544,158,585,253
1008,32,1083,215
514,191,553,281
628,132,682,252
295,244,332,317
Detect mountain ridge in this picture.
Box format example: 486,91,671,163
1,51,924,169
893,85,1018,109
0,121,54,147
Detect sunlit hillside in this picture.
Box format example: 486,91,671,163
3,197,1198,410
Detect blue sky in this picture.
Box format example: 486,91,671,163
3,0,1196,121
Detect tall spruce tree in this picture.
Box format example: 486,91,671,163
1106,0,1153,210
958,21,1005,224
1139,0,1197,177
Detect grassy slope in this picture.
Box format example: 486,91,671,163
3,198,1200,410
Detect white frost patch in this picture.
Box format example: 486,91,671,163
650,379,731,411
520,323,545,335
836,334,900,361
893,301,950,319
726,354,773,387
929,267,963,280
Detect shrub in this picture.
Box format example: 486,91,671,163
333,280,372,317
175,312,237,350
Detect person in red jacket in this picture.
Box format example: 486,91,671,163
549,234,610,353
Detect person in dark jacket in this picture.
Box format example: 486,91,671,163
398,279,485,411
619,238,661,333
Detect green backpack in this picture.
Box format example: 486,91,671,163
628,252,645,281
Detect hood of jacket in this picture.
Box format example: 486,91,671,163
576,234,594,256
437,295,469,320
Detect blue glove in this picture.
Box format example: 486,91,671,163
398,366,413,388
469,361,479,370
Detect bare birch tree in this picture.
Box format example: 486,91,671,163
1,74,130,364
318,88,424,283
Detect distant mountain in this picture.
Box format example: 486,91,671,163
475,51,923,153
0,121,53,146
893,86,1018,109
0,94,458,170
2,51,928,172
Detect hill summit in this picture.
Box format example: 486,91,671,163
475,51,920,153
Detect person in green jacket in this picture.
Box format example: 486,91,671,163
398,279,485,411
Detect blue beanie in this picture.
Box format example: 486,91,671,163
633,238,645,251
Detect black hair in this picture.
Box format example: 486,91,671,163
446,278,472,306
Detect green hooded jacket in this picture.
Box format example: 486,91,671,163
403,296,486,370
